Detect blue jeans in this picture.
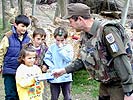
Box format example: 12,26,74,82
3,74,19,100
50,82,72,100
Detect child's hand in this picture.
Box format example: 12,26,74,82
63,40,67,45
0,66,2,74
58,43,63,48
41,65,48,73
58,40,67,48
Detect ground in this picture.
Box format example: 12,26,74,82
0,74,97,100
0,75,5,100
0,1,97,100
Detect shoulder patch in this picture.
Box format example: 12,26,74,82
110,42,119,52
105,33,115,43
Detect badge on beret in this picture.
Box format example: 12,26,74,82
110,42,119,52
105,33,115,43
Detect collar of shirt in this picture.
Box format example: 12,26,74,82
11,26,26,41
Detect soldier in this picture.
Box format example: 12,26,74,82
52,3,133,100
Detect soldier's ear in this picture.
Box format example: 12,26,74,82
78,16,86,24
78,16,83,21
78,16,85,22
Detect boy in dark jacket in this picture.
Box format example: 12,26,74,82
0,15,31,100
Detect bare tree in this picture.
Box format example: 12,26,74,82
10,0,15,8
54,0,69,22
2,0,8,29
18,0,25,14
32,0,37,16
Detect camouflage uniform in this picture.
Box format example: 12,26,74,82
65,20,133,100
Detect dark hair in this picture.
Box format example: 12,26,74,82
15,15,30,27
33,28,46,38
54,27,68,39
71,15,91,21
18,43,36,64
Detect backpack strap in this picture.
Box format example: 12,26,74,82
91,20,113,46
5,31,13,38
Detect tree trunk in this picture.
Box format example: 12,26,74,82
32,0,37,16
59,0,67,17
54,0,68,19
2,0,8,29
18,0,25,14
54,1,60,18
10,0,15,8
121,0,131,26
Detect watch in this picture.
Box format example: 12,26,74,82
125,91,133,96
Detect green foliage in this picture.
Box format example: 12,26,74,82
0,19,2,30
0,18,11,40
72,69,99,98
0,19,3,40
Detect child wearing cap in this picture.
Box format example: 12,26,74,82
44,27,74,100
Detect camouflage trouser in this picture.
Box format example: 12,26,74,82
99,82,124,100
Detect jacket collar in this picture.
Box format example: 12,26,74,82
90,20,101,36
11,25,28,39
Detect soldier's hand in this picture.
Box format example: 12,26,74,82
124,94,133,100
52,68,66,78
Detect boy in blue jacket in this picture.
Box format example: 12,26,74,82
0,15,31,100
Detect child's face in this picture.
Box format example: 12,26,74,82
55,36,66,47
15,23,28,35
23,51,36,67
33,35,45,47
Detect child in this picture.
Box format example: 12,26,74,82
31,28,49,100
31,28,48,72
44,27,74,100
0,14,31,100
16,44,44,100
